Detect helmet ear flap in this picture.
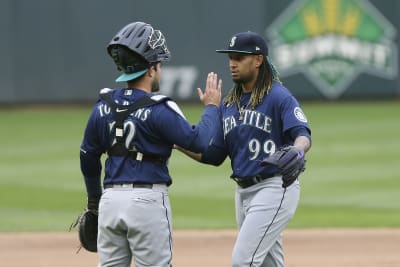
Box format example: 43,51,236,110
109,45,149,74
109,46,120,69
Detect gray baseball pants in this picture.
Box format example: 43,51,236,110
97,184,172,267
232,176,300,267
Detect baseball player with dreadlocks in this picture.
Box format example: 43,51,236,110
79,21,221,266
177,31,311,266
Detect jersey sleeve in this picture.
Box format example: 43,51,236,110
79,103,105,198
200,105,228,165
152,102,220,153
280,96,311,136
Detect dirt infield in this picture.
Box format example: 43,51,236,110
1,229,399,267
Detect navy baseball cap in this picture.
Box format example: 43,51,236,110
216,31,268,56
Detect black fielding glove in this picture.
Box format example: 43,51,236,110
260,146,306,188
70,195,101,253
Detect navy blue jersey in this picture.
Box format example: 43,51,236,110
202,81,311,178
80,88,219,187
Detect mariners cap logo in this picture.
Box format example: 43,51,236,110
230,36,237,47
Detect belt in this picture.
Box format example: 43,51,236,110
127,151,166,162
231,173,279,188
104,183,154,189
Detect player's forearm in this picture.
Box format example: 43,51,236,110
181,105,220,153
174,145,202,162
83,176,102,199
293,135,311,152
80,148,103,197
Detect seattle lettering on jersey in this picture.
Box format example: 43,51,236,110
223,109,272,136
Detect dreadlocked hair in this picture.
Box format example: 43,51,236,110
224,56,281,109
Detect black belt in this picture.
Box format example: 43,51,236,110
104,183,154,189
127,151,166,162
231,173,279,188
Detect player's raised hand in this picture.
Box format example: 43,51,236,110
197,72,222,107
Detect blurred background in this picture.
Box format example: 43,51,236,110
1,0,399,104
0,0,399,231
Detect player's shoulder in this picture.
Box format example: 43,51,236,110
150,94,186,119
269,82,292,98
267,82,297,103
99,87,114,95
150,94,169,102
96,87,117,105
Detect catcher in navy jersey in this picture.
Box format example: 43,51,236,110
177,31,311,267
79,21,221,267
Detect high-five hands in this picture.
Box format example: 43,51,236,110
198,72,222,107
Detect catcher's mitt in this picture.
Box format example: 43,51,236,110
70,208,98,253
260,146,306,188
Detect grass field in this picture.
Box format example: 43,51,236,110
0,101,399,231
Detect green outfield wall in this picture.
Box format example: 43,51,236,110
0,0,398,103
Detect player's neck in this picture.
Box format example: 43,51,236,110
242,80,256,93
127,80,152,93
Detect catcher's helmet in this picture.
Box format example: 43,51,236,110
107,22,171,82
